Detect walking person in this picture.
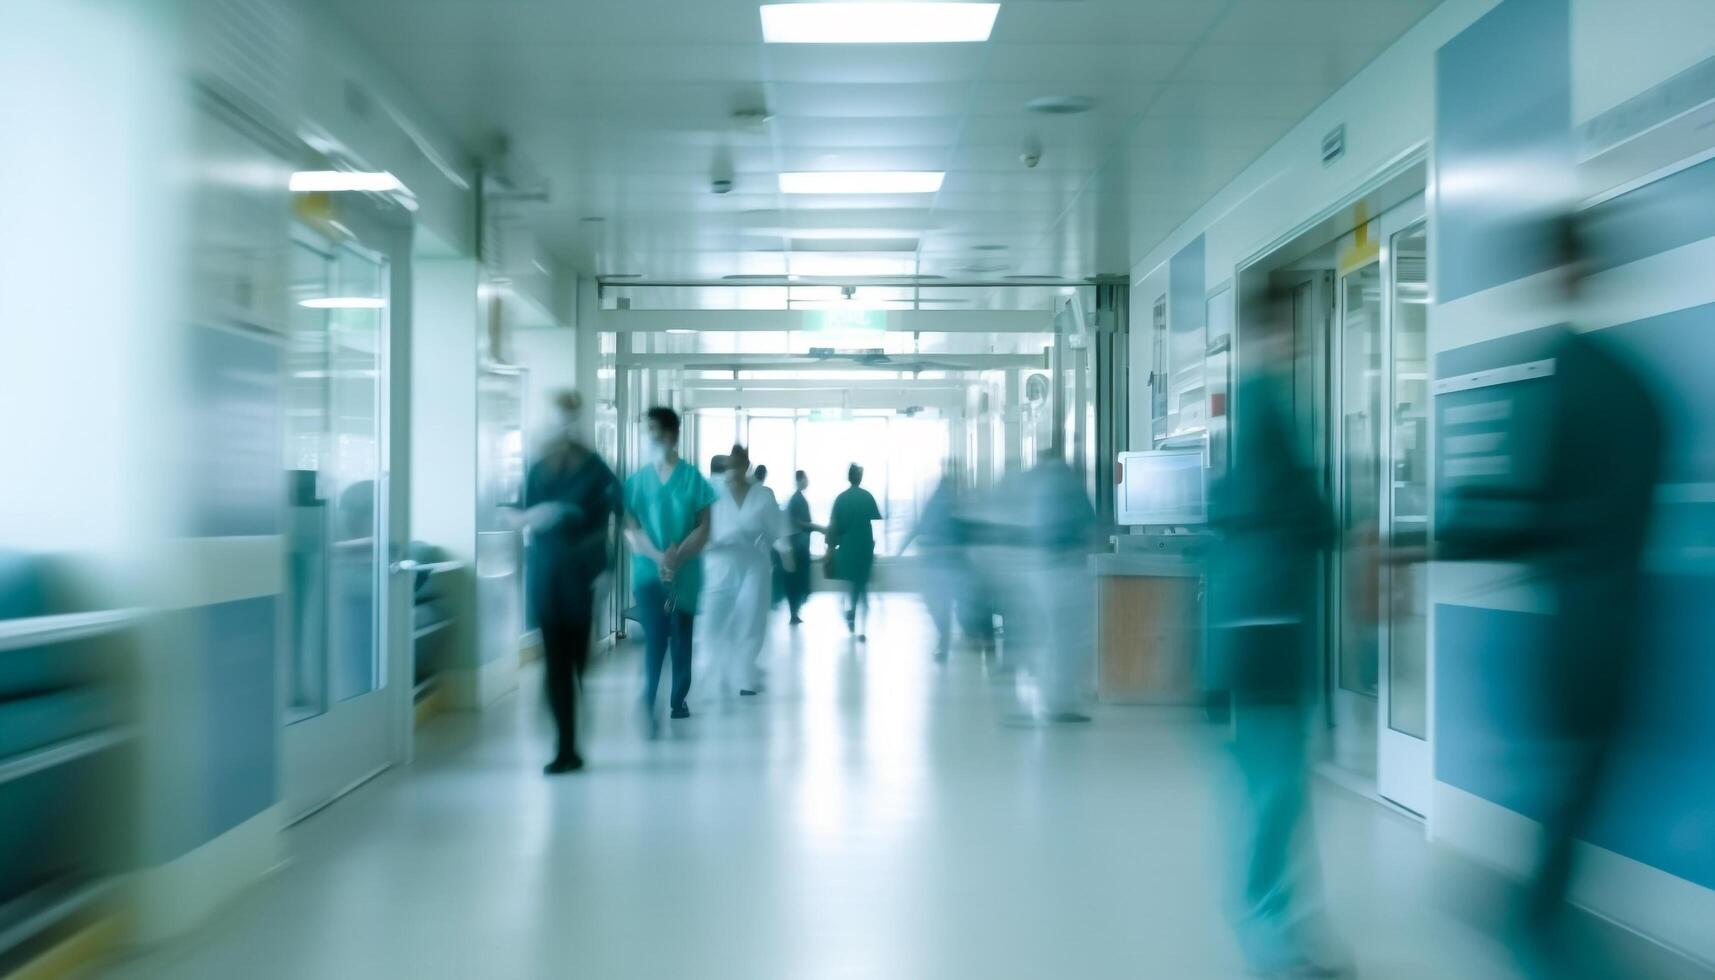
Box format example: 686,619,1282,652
623,406,716,734
827,463,882,640
784,470,822,625
520,391,620,774
1208,325,1347,978
701,446,791,698
1018,446,1098,720
898,462,963,661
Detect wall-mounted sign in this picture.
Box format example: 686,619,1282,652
807,307,886,333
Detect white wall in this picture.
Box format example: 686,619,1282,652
1129,0,1501,298
296,2,475,257
1572,0,1715,125
411,259,479,559
512,327,580,456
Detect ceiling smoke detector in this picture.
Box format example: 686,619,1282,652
1026,95,1095,115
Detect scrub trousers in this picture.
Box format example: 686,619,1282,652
1225,688,1329,973
636,579,694,715
536,574,595,763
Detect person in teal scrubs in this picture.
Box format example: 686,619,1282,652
624,406,715,731
827,463,883,640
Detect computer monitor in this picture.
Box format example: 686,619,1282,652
1115,450,1207,527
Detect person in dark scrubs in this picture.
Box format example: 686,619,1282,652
1208,351,1344,978
1433,215,1664,976
783,471,821,624
521,391,620,775
827,463,882,640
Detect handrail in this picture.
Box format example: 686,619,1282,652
0,610,141,653
0,726,136,787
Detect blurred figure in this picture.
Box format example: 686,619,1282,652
624,407,716,732
701,445,791,698
753,464,787,611
1013,446,1099,721
827,463,882,640
1435,216,1664,977
784,470,822,625
520,391,620,774
1208,325,1345,977
899,462,963,662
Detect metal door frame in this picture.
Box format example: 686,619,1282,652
281,224,410,824
1375,197,1430,814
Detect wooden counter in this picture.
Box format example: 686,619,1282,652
1091,553,1203,704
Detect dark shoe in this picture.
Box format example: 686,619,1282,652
670,705,691,719
544,754,585,775
789,615,804,625
739,689,759,696
857,633,867,642
1050,711,1093,724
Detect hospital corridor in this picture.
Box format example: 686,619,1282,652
3,0,1715,978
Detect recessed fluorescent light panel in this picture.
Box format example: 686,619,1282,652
300,297,386,309
779,171,944,195
289,171,402,193
789,237,919,252
761,2,999,44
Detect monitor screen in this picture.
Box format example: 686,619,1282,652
1116,450,1206,526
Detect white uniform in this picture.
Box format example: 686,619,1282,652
701,483,790,696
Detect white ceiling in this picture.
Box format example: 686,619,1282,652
320,0,1441,283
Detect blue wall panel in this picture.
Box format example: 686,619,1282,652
1437,580,1715,889
1586,155,1715,273
200,596,278,842
1433,0,1570,304
1169,234,1205,355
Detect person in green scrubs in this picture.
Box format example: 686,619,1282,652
827,463,882,640
624,406,715,731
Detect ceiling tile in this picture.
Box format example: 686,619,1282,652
1209,0,1438,47
986,0,1231,45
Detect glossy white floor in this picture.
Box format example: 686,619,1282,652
104,595,1703,980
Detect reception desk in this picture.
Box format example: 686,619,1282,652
1091,552,1204,704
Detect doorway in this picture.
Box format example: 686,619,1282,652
282,229,408,821
1243,186,1430,815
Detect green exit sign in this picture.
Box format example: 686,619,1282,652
806,308,886,333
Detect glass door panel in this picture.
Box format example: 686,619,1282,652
286,241,332,723
328,249,384,703
1337,259,1383,700
1386,222,1430,740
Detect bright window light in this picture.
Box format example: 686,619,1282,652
289,170,403,193
300,297,386,309
761,3,1000,43
779,171,945,195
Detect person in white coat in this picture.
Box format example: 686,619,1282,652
701,445,792,698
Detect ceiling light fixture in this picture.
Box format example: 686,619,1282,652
760,2,1000,44
788,237,919,252
289,170,402,193
299,297,386,309
666,329,696,335
779,171,944,195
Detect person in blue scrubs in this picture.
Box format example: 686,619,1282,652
624,406,715,732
